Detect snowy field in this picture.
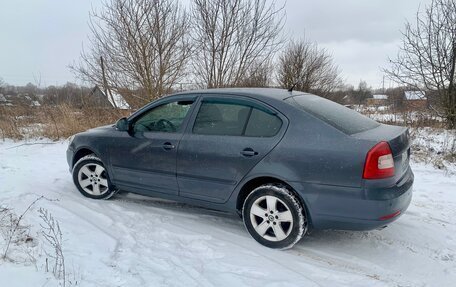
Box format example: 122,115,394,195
0,139,455,287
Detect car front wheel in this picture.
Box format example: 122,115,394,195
72,154,116,199
242,184,307,249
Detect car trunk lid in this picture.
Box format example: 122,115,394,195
352,124,411,180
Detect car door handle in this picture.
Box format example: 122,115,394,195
240,148,258,157
162,142,175,150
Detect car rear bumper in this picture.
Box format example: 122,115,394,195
293,167,414,231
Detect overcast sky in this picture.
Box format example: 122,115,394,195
0,0,431,89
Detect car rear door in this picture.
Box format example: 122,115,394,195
176,95,287,203
109,96,196,195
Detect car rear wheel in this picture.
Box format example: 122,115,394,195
242,184,307,249
72,155,116,199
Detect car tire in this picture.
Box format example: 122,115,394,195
72,154,117,199
242,184,307,249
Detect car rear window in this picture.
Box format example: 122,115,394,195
286,95,380,134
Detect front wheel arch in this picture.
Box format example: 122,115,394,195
72,147,97,168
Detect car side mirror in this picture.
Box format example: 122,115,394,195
116,117,130,132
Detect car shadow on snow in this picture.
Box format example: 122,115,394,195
108,190,392,247
112,191,237,217
108,191,246,230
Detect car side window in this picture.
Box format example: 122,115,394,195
133,100,194,133
244,108,282,137
193,99,282,137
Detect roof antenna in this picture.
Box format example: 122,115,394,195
288,83,297,92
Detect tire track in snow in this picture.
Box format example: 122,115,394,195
113,195,380,287
59,192,220,286
97,195,323,287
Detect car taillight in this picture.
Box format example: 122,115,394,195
363,141,395,179
379,210,401,221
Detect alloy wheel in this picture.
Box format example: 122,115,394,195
77,163,109,196
249,195,294,241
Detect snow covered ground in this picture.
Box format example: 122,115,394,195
0,139,455,287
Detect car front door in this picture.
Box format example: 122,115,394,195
177,96,287,203
109,97,196,195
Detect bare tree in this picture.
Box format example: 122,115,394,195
386,86,407,112
277,39,342,97
353,80,372,105
384,0,456,128
70,0,192,106
191,0,284,88
237,60,272,87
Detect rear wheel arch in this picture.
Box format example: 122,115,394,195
236,176,311,225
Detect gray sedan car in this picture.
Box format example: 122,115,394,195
67,88,413,249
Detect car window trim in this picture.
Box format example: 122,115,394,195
189,95,284,138
201,97,278,115
240,107,253,136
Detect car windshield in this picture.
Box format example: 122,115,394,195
286,94,380,134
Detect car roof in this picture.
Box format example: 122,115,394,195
172,88,310,101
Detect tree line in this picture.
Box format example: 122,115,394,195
2,0,454,128
68,0,455,127
0,82,93,107
69,0,342,105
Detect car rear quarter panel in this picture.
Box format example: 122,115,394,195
228,105,382,227
243,106,374,187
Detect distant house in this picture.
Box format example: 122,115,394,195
404,91,427,109
404,91,426,100
88,86,130,109
24,95,41,107
0,93,39,107
0,93,13,106
367,94,388,106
